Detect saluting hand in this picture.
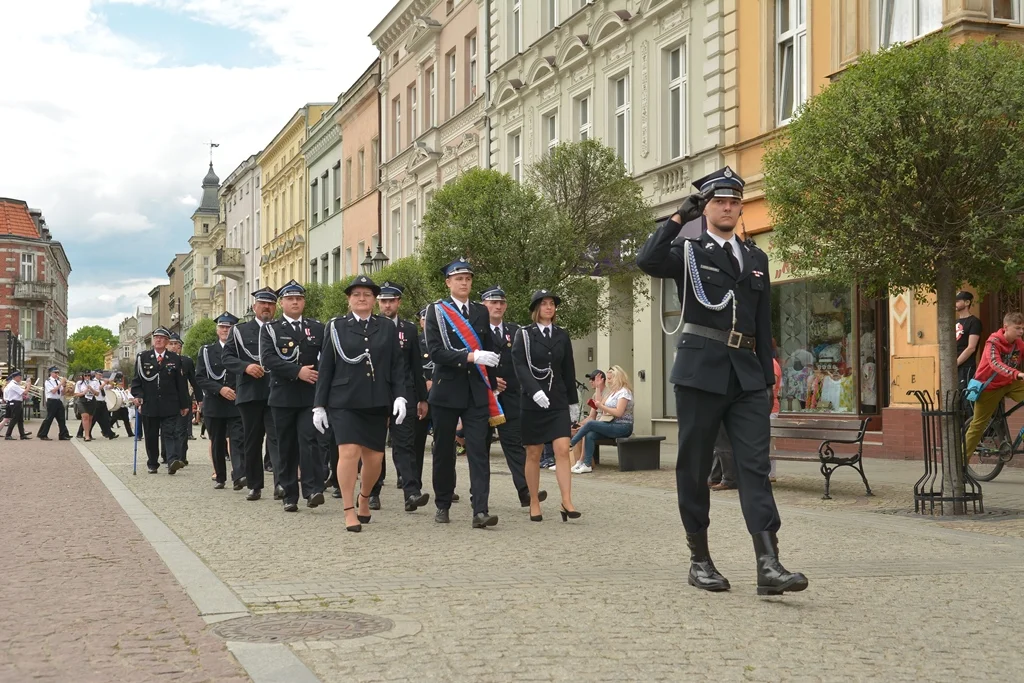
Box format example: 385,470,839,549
298,365,318,384
245,364,265,378
675,188,714,223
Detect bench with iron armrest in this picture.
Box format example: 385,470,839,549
769,418,873,499
591,435,666,471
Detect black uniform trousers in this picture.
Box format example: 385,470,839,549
162,409,193,462
111,407,133,436
386,418,421,499
674,366,781,535
431,403,490,515
143,414,182,469
413,415,430,482
708,425,736,486
487,415,529,501
238,401,277,491
207,416,244,484
38,398,70,438
271,406,324,504
5,401,27,438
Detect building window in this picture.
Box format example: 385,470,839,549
311,179,319,223
509,131,522,183
408,84,418,141
322,172,330,217
611,74,630,166
667,44,687,160
358,149,366,197
467,33,478,102
333,163,341,211
777,0,808,123
547,0,559,30
203,222,210,234
371,138,380,186
331,251,340,282
406,200,417,255
392,96,401,156
446,0,454,13
447,49,457,118
345,247,352,277
426,66,436,129
390,51,399,69
321,255,329,284
20,308,34,340
879,0,941,48
994,0,1022,21
344,158,352,203
511,0,523,55
20,253,34,281
543,111,558,152
310,259,318,284
203,256,210,285
576,94,591,141
391,207,402,259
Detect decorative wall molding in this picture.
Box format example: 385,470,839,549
640,40,650,158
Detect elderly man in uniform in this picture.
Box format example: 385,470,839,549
637,167,807,596
197,312,246,490
130,327,190,474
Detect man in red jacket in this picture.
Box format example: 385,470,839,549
964,311,1024,457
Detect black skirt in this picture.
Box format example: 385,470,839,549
78,399,97,416
520,407,571,446
329,407,390,451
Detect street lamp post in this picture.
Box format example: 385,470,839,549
372,244,389,273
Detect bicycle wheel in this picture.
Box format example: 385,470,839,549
963,415,1006,482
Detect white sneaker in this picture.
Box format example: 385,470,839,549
576,464,593,473
570,462,582,473
549,464,556,471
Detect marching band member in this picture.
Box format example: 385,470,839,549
511,290,580,522
37,367,71,441
197,313,245,490
424,259,502,529
223,287,280,502
313,275,409,533
74,371,99,441
3,369,31,440
260,281,327,513
130,327,190,474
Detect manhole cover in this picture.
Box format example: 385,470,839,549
873,507,1024,520
211,612,394,643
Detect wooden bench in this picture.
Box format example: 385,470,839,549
592,435,666,471
770,417,873,500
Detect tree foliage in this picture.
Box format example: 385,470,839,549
68,325,117,349
68,338,109,376
183,318,217,359
302,256,435,324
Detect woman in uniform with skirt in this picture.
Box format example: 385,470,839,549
313,275,409,532
511,290,581,522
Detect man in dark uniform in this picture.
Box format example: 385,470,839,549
481,285,546,507
130,327,190,474
167,333,202,465
197,312,246,490
425,258,501,529
372,282,431,513
223,287,280,501
637,167,807,596
260,280,327,512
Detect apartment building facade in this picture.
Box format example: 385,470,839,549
216,155,261,317
304,97,345,286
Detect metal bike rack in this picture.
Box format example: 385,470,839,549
910,390,983,515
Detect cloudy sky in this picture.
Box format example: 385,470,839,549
0,0,385,336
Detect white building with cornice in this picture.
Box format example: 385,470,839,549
486,0,731,436
216,154,261,317
303,96,345,286
370,0,490,261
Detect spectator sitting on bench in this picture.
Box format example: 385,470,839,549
569,369,605,466
570,365,634,473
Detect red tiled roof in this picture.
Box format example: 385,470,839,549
0,198,41,239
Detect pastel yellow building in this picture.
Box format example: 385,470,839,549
258,104,333,290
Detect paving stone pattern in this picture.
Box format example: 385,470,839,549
82,428,1024,682
0,435,249,683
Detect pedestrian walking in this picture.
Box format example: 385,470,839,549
511,290,580,523
312,275,409,532
637,166,807,596
36,367,71,441
167,333,203,465
3,369,32,440
196,312,246,491
130,327,191,474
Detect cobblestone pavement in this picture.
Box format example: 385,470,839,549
80,426,1024,682
0,434,249,683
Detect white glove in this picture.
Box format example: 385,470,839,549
532,390,550,409
393,397,408,425
312,407,329,434
473,350,500,367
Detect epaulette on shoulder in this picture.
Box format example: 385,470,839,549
683,234,701,242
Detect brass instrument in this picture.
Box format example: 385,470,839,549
28,378,44,400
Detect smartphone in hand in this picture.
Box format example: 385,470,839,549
587,398,598,410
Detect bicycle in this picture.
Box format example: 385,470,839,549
963,397,1024,481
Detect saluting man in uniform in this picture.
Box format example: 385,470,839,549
259,280,327,513
482,285,546,508
374,282,431,512
167,332,203,465
425,258,502,529
130,327,190,474
637,167,808,596
223,287,280,502
196,312,246,490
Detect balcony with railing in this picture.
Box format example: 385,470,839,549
27,338,53,356
213,247,245,282
13,279,54,301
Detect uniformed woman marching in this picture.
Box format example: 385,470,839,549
511,290,581,522
313,276,409,532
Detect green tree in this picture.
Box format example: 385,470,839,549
764,36,1024,508
68,338,109,376
68,325,117,349
374,255,437,321
182,318,217,359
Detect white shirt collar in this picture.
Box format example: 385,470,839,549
451,296,469,309
219,340,226,348
284,314,301,325
492,321,503,334
707,231,737,250
538,323,552,335
352,312,369,323
256,319,266,327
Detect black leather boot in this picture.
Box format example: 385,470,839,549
686,532,731,592
753,531,808,596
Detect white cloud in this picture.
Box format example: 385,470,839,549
179,194,199,206
68,277,166,335
85,211,156,238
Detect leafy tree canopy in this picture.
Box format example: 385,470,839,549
302,256,435,325
68,325,117,349
183,318,217,359
68,337,109,376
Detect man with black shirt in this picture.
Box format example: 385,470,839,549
956,291,982,388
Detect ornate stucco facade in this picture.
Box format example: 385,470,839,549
184,164,226,333
217,155,261,317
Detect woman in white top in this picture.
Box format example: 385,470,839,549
570,365,634,473
74,372,98,441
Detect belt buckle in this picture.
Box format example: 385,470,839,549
727,331,743,349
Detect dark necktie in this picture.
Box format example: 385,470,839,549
724,241,740,275
543,327,551,340
493,326,502,345
461,304,469,318
292,320,301,335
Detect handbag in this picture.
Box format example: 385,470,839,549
596,414,616,423
964,375,995,403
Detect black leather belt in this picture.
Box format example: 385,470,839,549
682,323,756,350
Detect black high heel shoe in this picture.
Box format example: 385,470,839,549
357,493,372,524
530,513,543,522
343,507,361,533
559,506,581,522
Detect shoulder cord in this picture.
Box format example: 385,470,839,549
136,354,159,387
329,318,374,374
264,323,300,362
202,345,226,381
659,239,737,336
432,302,467,352
519,327,554,392
232,325,262,364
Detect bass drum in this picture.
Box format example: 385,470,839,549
105,388,129,412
